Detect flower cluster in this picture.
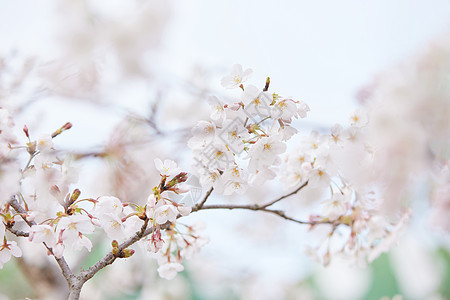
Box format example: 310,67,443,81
0,56,447,299
143,159,208,279
282,109,411,265
189,64,310,195
1,121,207,279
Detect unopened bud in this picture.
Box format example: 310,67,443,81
264,76,270,92
112,247,120,257
247,124,257,134
23,125,29,138
51,122,73,138
111,240,119,248
69,189,81,204
166,172,188,188
121,249,135,258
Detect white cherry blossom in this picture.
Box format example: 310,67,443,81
58,215,95,250
322,193,350,220
307,167,331,189
220,64,252,89
187,121,216,150
223,181,248,195
157,261,184,280
296,100,310,118
247,135,286,172
99,213,126,240
154,158,180,177
0,241,22,268
36,134,54,152
208,96,226,122
29,224,57,247
349,109,368,127
154,204,178,225
94,196,124,217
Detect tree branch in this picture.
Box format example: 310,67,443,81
259,181,308,208
5,225,29,237
8,197,75,289
194,204,331,226
78,217,152,284
191,181,331,226
194,187,214,210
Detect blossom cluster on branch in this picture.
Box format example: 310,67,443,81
0,49,448,298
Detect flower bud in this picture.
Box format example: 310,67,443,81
23,125,29,138
68,189,81,206
111,240,119,248
166,172,188,188
112,247,120,257
121,249,135,258
51,122,73,138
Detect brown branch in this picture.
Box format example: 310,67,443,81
194,187,214,210
5,224,29,237
78,223,153,284
190,181,331,226
260,180,308,208
194,204,331,226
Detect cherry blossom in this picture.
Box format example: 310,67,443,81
99,213,127,240
36,135,54,152
154,158,180,177
157,261,184,280
0,240,22,269
208,96,226,122
94,196,124,217
29,224,57,247
220,64,252,89
153,204,178,225
58,215,95,252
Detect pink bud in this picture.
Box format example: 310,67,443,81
63,122,72,130
53,243,65,258
23,125,29,138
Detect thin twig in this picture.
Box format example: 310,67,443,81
195,187,214,210
23,151,39,172
195,204,331,226
191,181,328,226
259,180,308,208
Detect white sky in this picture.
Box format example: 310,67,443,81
162,0,450,125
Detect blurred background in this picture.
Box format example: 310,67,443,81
0,0,449,299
